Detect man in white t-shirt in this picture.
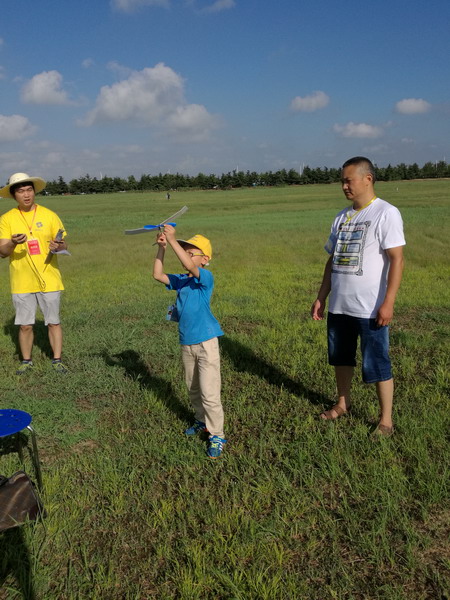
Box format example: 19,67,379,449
311,157,405,436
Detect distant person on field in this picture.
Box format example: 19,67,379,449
153,224,226,458
0,172,69,374
311,157,405,436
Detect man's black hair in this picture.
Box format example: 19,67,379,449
342,156,376,183
10,181,35,197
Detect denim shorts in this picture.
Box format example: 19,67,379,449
327,312,392,384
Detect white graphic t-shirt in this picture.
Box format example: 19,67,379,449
325,198,405,318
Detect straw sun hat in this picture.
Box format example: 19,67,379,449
0,172,47,199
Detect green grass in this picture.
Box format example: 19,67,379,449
0,181,449,599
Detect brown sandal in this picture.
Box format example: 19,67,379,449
320,404,348,420
372,424,394,438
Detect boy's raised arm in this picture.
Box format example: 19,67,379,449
164,225,200,279
153,233,170,285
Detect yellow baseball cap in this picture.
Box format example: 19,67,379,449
178,234,212,259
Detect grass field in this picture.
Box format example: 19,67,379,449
0,181,449,599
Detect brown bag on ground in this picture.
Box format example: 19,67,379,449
0,471,45,532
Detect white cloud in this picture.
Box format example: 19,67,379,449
333,122,383,139
82,63,183,124
395,98,431,115
21,70,72,105
0,114,37,142
290,91,329,112
107,61,134,78
362,144,388,153
111,0,169,12
24,140,53,150
187,0,236,12
0,153,29,179
82,149,101,160
81,63,220,141
178,153,214,173
112,144,144,157
166,104,220,141
202,0,236,13
42,151,67,166
82,58,94,68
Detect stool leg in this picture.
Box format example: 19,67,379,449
27,425,43,491
16,432,25,463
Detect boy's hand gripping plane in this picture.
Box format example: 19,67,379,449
124,206,188,235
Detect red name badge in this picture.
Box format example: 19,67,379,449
27,239,41,255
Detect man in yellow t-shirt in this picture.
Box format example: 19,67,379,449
0,172,69,374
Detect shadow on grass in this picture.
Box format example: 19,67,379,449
101,349,192,424
0,433,31,461
0,527,36,600
3,318,52,360
1,434,43,495
220,336,327,407
0,438,38,600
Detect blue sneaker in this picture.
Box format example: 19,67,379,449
184,420,208,436
207,436,227,459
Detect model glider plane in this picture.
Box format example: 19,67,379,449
124,205,188,235
44,228,71,264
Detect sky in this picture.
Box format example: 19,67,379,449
0,0,449,182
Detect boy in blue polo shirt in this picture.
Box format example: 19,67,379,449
153,224,226,459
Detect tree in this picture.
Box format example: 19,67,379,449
421,162,436,179
396,163,408,180
407,163,420,179
300,166,313,184
435,161,448,178
40,159,449,195
127,175,138,191
46,176,68,195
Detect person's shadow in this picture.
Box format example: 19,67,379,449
0,527,37,599
0,437,38,600
101,349,192,424
220,336,327,406
3,317,52,359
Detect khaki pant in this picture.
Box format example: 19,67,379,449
181,337,224,437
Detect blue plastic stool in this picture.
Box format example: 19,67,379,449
0,409,42,490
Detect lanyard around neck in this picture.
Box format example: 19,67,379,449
343,196,376,225
19,206,37,235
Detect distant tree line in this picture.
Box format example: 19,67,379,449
43,161,449,195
